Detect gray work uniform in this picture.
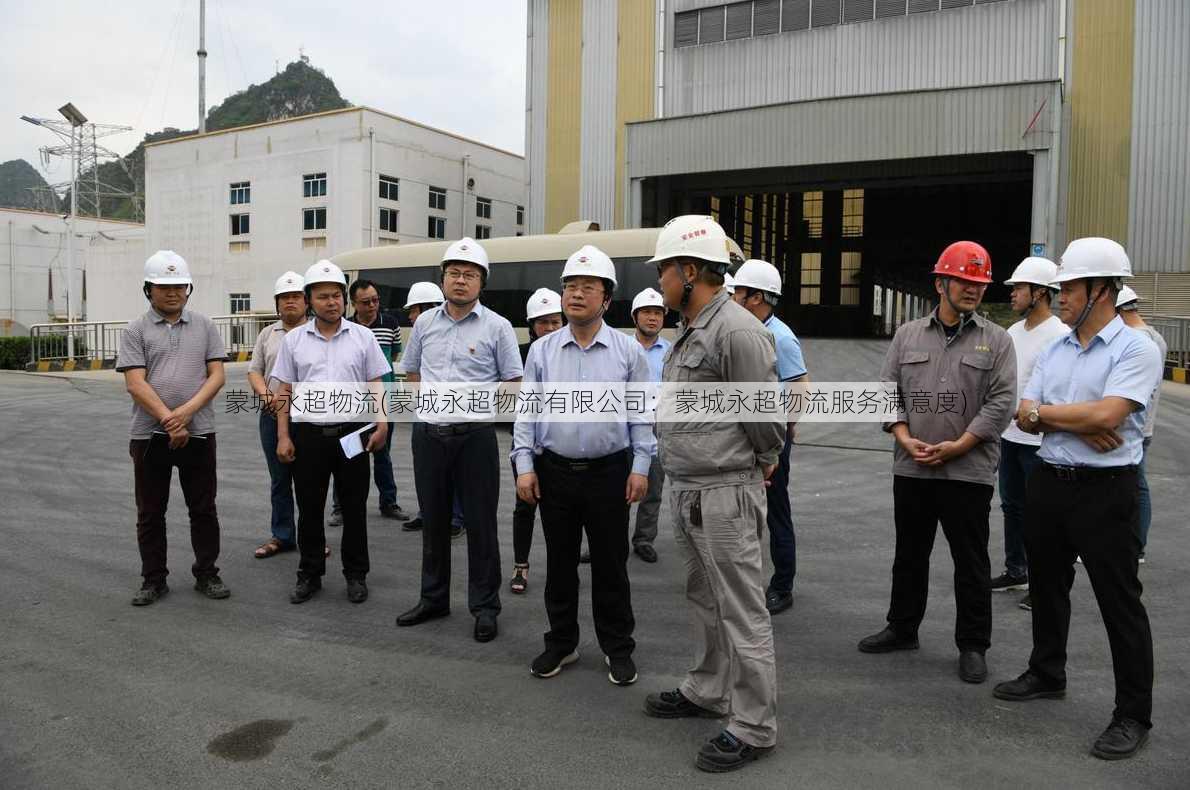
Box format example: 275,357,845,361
657,289,785,748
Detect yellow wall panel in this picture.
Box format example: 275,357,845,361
615,0,656,227
545,1,583,234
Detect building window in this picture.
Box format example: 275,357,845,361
674,10,699,46
380,207,399,233
802,191,823,239
843,0,874,24
229,181,250,205
230,213,250,236
842,188,864,238
301,237,327,250
516,205,524,225
800,253,822,305
475,225,491,240
427,216,446,239
228,241,250,254
840,252,862,305
303,172,327,198
379,175,399,201
229,293,251,314
726,3,753,39
754,0,781,34
700,6,725,43
811,0,841,26
428,186,447,211
476,196,492,219
303,207,327,231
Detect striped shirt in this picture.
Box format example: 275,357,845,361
116,308,226,438
349,311,400,383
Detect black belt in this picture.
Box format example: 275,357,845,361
541,448,629,472
1044,463,1138,482
297,422,358,438
422,421,494,437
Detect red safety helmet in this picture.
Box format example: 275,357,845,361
932,241,992,284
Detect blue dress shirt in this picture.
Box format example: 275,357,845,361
764,314,808,381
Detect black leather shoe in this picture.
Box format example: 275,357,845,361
1090,717,1150,760
474,612,498,642
695,730,774,773
643,688,723,719
959,650,987,684
634,543,658,563
395,602,450,626
346,578,368,604
402,516,423,532
289,578,321,604
765,590,793,614
992,670,1066,701
857,626,919,653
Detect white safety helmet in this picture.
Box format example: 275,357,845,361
647,215,732,271
733,259,783,298
304,259,348,288
526,287,563,320
441,237,490,274
1004,257,1059,289
404,281,445,309
560,244,617,288
1116,285,1141,309
631,288,665,315
273,270,305,297
1052,237,1133,284
143,250,192,285
723,273,736,294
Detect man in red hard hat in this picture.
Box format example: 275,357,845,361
859,241,1016,685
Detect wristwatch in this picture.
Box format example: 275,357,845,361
1027,405,1041,426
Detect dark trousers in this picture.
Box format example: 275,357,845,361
412,423,501,616
1025,463,1153,726
291,424,371,582
537,450,635,658
766,437,796,595
1137,437,1153,549
888,475,993,652
331,424,398,514
512,461,537,565
998,438,1041,578
259,413,296,546
631,455,665,548
129,433,220,584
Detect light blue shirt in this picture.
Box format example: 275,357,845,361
512,322,656,476
1023,315,1162,467
399,302,523,384
271,320,391,385
639,335,671,383
764,314,808,381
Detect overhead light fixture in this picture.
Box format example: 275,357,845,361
58,103,88,127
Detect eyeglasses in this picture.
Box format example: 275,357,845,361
444,269,481,282
563,283,604,296
354,297,380,306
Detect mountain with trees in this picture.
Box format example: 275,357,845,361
0,159,57,212
3,59,350,220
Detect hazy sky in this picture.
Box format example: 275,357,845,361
1,0,528,184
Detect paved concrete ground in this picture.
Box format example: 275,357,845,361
1,340,1188,789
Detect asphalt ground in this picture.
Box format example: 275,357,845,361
1,338,1188,789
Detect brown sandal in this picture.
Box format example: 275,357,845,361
254,538,293,559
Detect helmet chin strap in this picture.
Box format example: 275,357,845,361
676,262,695,308
1070,280,1106,331
1018,285,1042,317
940,277,974,322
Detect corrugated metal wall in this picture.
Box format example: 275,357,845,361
665,0,1058,116
628,81,1058,177
545,0,584,234
525,0,551,234
614,0,657,227
1065,0,1134,245
579,0,620,228
1127,0,1190,274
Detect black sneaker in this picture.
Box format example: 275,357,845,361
131,582,168,607
380,503,411,521
1090,717,1150,760
346,578,368,604
328,510,343,527
1018,593,1032,611
765,590,793,614
403,516,423,532
531,649,579,678
290,578,322,604
695,730,774,773
992,670,1066,701
606,655,638,686
643,688,722,719
990,572,1029,592
194,575,230,600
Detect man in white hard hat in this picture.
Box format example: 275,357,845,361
271,260,391,605
994,258,1068,607
248,271,309,560
1116,286,1166,564
116,251,231,606
627,287,669,564
730,259,808,615
994,238,1161,761
641,216,785,773
396,238,523,643
509,287,565,595
514,248,652,684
